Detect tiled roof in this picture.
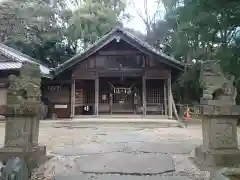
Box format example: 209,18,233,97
0,62,22,70
0,43,52,78
54,27,185,75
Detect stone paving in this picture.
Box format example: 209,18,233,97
0,122,210,180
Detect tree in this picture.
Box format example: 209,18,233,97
67,0,127,50
129,0,163,35
0,0,26,42
144,0,240,103
0,0,127,67
217,34,240,104
177,0,240,58
0,0,70,67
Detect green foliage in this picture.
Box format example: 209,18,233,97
145,0,240,104
217,34,240,104
172,63,202,104
0,0,25,42
68,0,126,48
0,0,127,67
0,0,68,67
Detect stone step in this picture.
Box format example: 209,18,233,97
54,175,191,180
51,119,184,128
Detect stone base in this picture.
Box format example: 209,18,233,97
200,99,235,106
0,145,47,169
211,168,240,180
195,145,240,167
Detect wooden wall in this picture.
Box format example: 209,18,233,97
43,83,71,118
71,54,170,80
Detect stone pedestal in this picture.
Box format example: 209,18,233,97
202,118,238,150
194,105,240,168
200,99,236,106
0,146,46,168
4,117,40,147
195,118,240,167
211,168,240,179
0,116,46,168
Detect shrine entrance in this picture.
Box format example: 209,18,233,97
99,77,142,114
73,76,167,116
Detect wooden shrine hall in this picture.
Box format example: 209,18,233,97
42,27,184,118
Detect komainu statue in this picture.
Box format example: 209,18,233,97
6,61,42,116
200,60,237,105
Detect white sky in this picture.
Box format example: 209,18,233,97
124,0,165,34
66,0,165,34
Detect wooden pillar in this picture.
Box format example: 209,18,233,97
71,79,76,118
94,77,99,116
142,75,146,115
109,93,113,115
168,71,173,118
109,82,113,115
164,79,167,116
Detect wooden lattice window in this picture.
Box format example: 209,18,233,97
146,80,164,105
83,81,95,105
99,83,109,104
75,89,84,106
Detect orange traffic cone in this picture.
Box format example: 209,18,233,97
185,106,191,121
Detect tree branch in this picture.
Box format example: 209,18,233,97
149,0,161,27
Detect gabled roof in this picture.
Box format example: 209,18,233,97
54,27,185,76
0,43,52,78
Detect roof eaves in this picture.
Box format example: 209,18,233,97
0,43,51,77
0,62,22,70
0,62,53,79
54,27,185,75
0,43,42,63
118,28,184,69
54,29,118,75
117,32,185,71
42,72,53,79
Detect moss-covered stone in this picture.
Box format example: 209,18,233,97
4,62,42,117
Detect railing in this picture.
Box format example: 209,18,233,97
175,103,202,119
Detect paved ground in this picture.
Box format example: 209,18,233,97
0,122,210,180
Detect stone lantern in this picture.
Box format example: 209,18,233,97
0,62,46,169
195,61,240,167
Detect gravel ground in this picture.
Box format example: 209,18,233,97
0,122,210,180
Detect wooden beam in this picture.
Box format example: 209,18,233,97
142,75,147,115
95,77,99,116
70,79,75,118
97,50,141,56
171,93,185,128
98,70,142,77
168,70,173,118
42,80,72,84
164,80,167,116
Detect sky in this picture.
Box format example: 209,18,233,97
124,0,165,34
66,0,165,34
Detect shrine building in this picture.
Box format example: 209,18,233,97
0,27,184,119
